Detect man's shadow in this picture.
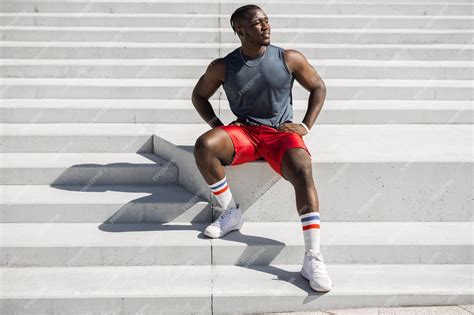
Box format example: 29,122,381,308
52,154,327,302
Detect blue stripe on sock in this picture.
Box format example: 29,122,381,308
300,215,320,222
209,180,227,190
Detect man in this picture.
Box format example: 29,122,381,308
191,4,332,292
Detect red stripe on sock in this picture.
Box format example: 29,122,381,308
213,185,229,195
302,224,320,231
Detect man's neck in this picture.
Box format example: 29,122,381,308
240,45,267,60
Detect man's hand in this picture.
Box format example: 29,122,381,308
229,120,243,126
277,122,308,136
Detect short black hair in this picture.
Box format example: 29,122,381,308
230,4,261,35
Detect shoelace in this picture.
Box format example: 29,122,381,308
214,208,233,226
308,255,329,277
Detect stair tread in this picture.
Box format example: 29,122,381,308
0,12,473,20
1,265,212,298
2,58,473,67
1,77,471,87
0,222,470,247
0,12,473,18
3,25,473,32
1,264,470,298
0,184,202,204
0,152,169,168
1,99,471,110
2,41,472,49
1,123,470,162
212,264,472,299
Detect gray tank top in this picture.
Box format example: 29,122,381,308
222,44,295,128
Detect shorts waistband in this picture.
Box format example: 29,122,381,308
235,118,291,130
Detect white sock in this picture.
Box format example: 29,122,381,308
300,212,321,254
209,176,237,210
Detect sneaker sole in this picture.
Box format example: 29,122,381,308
300,270,332,292
203,218,244,239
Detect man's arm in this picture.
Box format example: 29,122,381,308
191,58,226,128
280,49,327,133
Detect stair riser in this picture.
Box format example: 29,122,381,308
0,135,152,152
3,29,472,44
2,2,471,15
213,294,472,314
222,107,473,124
0,247,211,267
3,46,472,61
2,64,471,80
0,203,212,223
1,263,470,314
1,16,472,29
153,134,472,223
0,294,470,315
0,297,212,315
2,244,470,267
226,162,472,222
1,85,471,100
3,107,472,124
211,244,472,265
0,165,178,185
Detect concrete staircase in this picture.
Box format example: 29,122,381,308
0,0,472,314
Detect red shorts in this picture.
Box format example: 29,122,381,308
216,124,312,178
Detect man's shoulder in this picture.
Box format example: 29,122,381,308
206,58,226,83
282,48,304,58
282,48,307,73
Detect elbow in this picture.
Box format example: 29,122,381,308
315,79,326,92
191,89,202,106
310,80,326,99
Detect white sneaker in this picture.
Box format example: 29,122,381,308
300,250,333,292
204,204,244,238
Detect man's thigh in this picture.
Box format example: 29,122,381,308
257,127,312,177
216,125,263,166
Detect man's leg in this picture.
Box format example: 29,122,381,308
194,127,237,210
281,148,319,215
280,148,321,254
280,147,332,292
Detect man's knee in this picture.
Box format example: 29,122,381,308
194,134,215,156
282,149,313,183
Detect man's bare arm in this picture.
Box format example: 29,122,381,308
284,49,327,130
191,59,226,128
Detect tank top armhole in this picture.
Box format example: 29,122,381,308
222,58,229,85
281,49,292,77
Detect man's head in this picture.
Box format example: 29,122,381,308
230,5,271,46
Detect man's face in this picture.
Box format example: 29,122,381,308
236,9,271,46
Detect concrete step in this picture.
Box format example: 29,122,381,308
1,59,472,80
0,223,212,266
212,222,473,265
211,264,472,313
153,123,472,222
1,78,471,100
2,99,472,124
0,123,156,152
2,27,472,44
0,184,211,223
1,123,471,222
0,153,178,185
2,1,472,15
0,264,471,314
0,265,213,315
3,41,472,61
0,222,470,266
219,100,473,124
1,13,472,29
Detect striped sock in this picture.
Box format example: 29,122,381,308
300,212,321,254
209,176,237,210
